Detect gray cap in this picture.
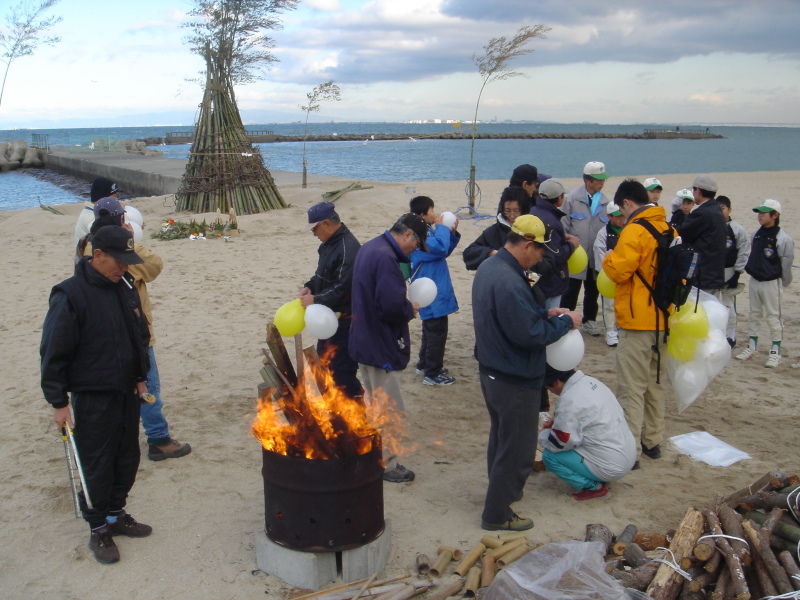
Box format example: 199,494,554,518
693,174,718,193
538,178,567,202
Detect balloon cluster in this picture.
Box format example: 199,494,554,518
274,299,339,339
666,291,731,413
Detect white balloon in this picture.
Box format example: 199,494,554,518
129,221,143,243
304,304,339,340
440,211,457,229
546,329,585,371
124,205,144,227
701,297,728,333
408,277,437,308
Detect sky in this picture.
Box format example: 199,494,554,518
1,0,799,128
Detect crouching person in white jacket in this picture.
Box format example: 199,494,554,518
539,367,637,500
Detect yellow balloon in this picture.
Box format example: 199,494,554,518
669,304,709,340
567,246,588,274
274,299,306,337
667,334,698,362
597,269,616,299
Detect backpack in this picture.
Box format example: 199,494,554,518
633,219,699,313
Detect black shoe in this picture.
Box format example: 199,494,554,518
631,461,640,470
89,525,120,564
641,443,661,459
383,464,415,483
727,338,736,348
107,512,152,538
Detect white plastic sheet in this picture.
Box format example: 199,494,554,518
669,431,751,467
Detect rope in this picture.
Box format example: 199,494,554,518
787,486,800,524
652,547,693,580
697,533,748,545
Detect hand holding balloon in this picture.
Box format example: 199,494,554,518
408,277,437,308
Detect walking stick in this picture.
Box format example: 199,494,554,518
60,426,80,518
65,425,93,510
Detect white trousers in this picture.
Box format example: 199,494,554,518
747,279,783,343
601,296,617,332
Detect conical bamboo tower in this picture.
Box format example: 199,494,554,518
176,49,287,214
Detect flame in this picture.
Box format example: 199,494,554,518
252,346,411,460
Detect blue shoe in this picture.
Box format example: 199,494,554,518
423,373,456,386
416,367,448,376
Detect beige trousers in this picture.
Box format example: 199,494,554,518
358,364,405,470
747,279,783,343
616,328,667,456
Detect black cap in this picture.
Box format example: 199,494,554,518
305,201,338,230
91,225,143,265
90,177,118,203
397,213,428,252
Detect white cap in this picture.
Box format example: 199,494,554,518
753,199,782,213
583,161,609,180
678,189,694,201
643,177,662,190
606,202,623,216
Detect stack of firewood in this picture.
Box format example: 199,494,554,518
597,470,800,600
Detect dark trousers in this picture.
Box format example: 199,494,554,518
72,390,141,529
416,316,449,378
561,273,599,322
317,317,363,399
480,371,541,524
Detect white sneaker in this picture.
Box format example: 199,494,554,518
765,351,782,368
605,331,618,347
583,320,601,336
736,347,755,360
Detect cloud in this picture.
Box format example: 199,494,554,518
304,0,342,10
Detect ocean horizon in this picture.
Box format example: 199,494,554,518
2,122,799,210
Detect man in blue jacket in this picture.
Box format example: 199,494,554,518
472,215,581,530
350,213,429,483
410,196,460,386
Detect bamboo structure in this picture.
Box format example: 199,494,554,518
176,47,287,214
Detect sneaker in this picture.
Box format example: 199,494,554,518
765,351,782,368
383,464,415,483
481,513,534,532
605,331,618,347
89,525,120,564
736,347,756,360
570,483,609,501
416,367,448,375
423,373,456,386
641,443,661,459
583,321,601,336
148,439,192,461
107,512,152,538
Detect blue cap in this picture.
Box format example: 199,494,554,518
305,202,338,230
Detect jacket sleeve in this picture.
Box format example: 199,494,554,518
40,292,79,409
778,231,795,286
676,208,703,243
313,238,357,310
463,231,494,271
733,222,750,274
374,255,415,325
414,226,451,262
538,407,582,453
495,280,572,351
128,243,164,284
603,229,643,285
593,229,608,272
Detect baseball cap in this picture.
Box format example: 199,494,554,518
90,225,143,265
511,214,552,244
643,177,663,191
678,189,694,201
397,213,429,252
305,201,338,230
607,202,623,217
538,178,567,202
583,161,609,180
693,174,718,193
90,177,118,202
753,199,781,213
93,196,124,219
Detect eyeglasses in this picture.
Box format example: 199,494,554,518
503,208,522,216
411,230,421,249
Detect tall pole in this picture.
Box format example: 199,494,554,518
468,165,477,213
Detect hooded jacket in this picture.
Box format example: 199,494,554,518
561,184,610,280
349,231,416,370
530,197,573,298
602,205,673,331
410,224,460,320
304,223,361,316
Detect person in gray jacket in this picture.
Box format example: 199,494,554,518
716,196,750,347
559,161,611,336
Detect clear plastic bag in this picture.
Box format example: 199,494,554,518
485,541,647,600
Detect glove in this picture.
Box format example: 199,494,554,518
726,272,740,288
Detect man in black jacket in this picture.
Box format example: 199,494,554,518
41,226,152,564
678,174,727,295
299,202,363,398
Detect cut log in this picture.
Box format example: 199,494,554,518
734,492,791,512
689,565,721,593
762,507,788,536
693,535,716,562
635,531,669,551
770,533,800,557
680,576,706,600
718,505,751,566
724,470,788,506
703,510,750,600
710,567,731,600
680,555,705,570
647,508,705,600
613,524,638,555
585,523,614,554
705,549,723,573
746,510,800,543
266,324,298,386
610,563,659,591
742,519,792,595
624,543,650,569
778,551,800,591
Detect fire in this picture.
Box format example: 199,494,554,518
252,346,409,460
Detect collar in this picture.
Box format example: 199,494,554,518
84,201,94,210
382,230,411,263
561,370,585,394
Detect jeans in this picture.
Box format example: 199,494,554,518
416,316,449,377
544,296,561,310
141,346,171,445
542,449,601,491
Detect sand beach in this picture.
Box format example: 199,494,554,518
0,171,798,598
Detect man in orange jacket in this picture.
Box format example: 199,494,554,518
602,179,675,469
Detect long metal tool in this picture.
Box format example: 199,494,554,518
60,426,80,518
65,425,93,509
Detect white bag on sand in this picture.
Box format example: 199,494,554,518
670,431,750,467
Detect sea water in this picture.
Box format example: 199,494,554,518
1,123,799,210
